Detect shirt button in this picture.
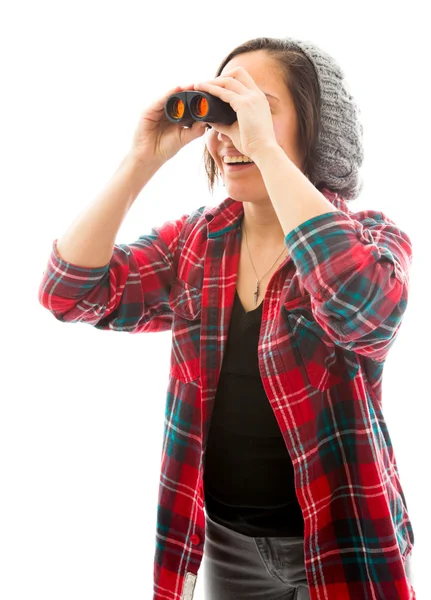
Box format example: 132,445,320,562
190,534,201,545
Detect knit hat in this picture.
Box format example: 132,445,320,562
281,37,364,201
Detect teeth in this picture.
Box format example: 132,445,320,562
223,155,254,164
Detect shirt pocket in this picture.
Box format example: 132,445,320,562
168,278,202,383
281,295,359,391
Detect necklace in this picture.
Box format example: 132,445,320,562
242,220,288,307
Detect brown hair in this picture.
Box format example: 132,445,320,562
202,37,325,195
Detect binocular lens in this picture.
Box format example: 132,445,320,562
164,90,236,127
194,97,209,118
171,98,185,119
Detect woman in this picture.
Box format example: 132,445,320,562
39,37,416,599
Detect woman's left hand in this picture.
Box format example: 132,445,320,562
193,66,278,160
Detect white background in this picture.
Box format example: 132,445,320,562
1,1,429,598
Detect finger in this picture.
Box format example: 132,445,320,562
183,120,207,141
154,84,194,109
195,78,245,93
222,66,254,84
193,82,236,104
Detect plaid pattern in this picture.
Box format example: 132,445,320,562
38,188,416,599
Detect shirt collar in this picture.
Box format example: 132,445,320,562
203,187,351,237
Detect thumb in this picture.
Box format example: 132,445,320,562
192,120,208,135
184,120,207,143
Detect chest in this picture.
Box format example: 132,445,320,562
236,243,288,313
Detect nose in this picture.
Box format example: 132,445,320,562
217,130,231,142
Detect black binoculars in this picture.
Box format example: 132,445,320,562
164,91,237,128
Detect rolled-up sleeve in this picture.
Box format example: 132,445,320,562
38,211,198,333
284,209,413,362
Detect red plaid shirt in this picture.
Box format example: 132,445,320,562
38,188,416,599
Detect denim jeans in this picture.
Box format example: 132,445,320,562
203,512,415,599
203,512,310,599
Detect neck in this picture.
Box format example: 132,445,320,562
241,217,288,277
241,204,285,249
242,202,285,248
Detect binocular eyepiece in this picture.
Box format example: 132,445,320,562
164,91,237,128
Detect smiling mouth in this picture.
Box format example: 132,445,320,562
223,162,255,172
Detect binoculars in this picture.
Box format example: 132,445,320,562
164,91,237,128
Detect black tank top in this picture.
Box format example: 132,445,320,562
203,289,305,537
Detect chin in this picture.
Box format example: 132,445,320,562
224,185,269,204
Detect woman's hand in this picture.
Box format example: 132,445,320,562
129,83,207,166
193,66,278,160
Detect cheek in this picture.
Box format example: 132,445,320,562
205,132,219,164
273,117,298,148
272,120,285,145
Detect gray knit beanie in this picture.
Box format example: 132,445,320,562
283,37,364,201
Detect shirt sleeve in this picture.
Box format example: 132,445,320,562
38,211,197,334
284,208,413,362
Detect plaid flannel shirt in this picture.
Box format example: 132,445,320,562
38,188,416,599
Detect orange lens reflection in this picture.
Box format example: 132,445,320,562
172,99,185,119
195,97,209,117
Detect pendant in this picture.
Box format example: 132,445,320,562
254,280,259,306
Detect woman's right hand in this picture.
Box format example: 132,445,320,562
129,84,208,166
